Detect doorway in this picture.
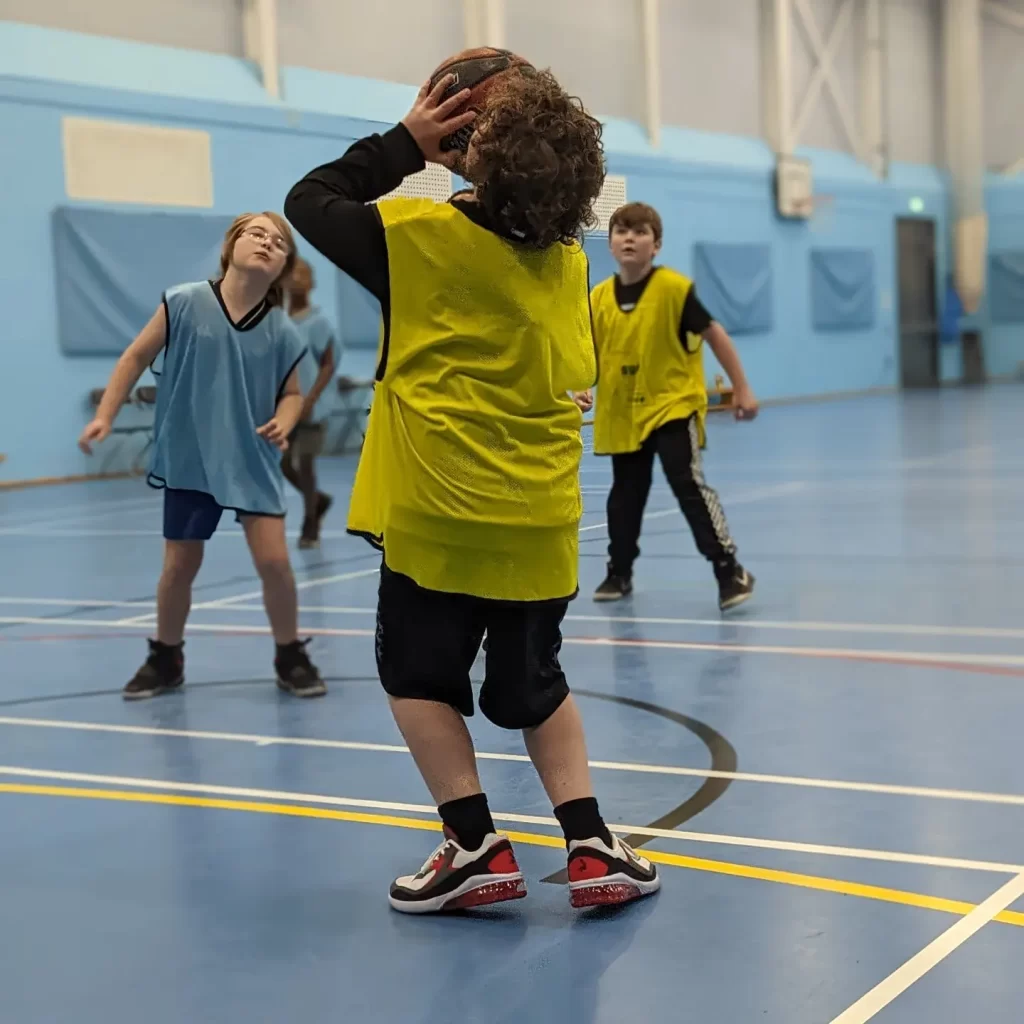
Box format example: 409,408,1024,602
895,218,939,388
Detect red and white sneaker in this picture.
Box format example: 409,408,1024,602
389,830,527,914
567,834,661,908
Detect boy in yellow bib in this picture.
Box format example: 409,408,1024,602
286,63,660,914
582,202,759,610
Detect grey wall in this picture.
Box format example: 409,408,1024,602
0,0,243,55
0,0,954,167
982,12,1024,170
277,0,462,87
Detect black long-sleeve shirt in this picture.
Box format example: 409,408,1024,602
284,124,714,360
285,123,513,311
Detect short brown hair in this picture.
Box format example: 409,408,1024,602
467,68,605,249
219,211,297,307
608,202,663,244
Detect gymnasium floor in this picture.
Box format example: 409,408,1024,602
1,386,1023,1024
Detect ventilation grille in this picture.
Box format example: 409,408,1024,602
588,174,628,234
377,167,626,233
62,116,213,208
377,165,455,204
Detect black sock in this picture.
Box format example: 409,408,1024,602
438,793,495,851
554,797,613,847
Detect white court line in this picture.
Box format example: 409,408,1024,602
0,597,156,610
578,481,808,534
0,497,161,535
0,528,360,540
829,871,1024,1023
4,614,1024,670
1,481,799,540
0,493,159,530
1,765,1020,876
188,566,380,612
190,602,1024,643
115,566,380,624
7,594,1024,642
2,716,1023,810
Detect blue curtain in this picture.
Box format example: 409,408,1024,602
693,243,773,334
53,207,234,355
989,251,1024,324
810,247,876,331
336,273,383,351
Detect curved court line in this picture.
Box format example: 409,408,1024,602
2,766,1022,877
541,689,737,884
3,715,1024,808
577,689,737,848
3,780,1024,930
3,615,1024,676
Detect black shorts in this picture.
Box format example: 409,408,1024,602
375,562,571,730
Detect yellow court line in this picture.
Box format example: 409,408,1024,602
4,781,1024,930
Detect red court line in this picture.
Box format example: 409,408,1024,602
2,627,1024,678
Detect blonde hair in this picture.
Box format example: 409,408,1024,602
219,211,296,307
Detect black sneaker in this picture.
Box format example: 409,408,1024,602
297,517,319,550
594,567,633,602
718,564,755,611
389,829,527,914
567,834,661,908
275,638,327,697
123,639,185,701
315,492,333,524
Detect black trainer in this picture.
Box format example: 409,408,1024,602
275,638,327,697
123,639,185,701
315,491,333,525
594,566,633,602
389,829,527,914
718,563,755,611
297,516,319,550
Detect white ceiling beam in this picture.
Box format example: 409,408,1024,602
463,0,484,48
983,0,1024,32
483,0,506,48
774,0,794,153
640,0,662,148
861,0,886,178
793,0,862,157
242,0,280,99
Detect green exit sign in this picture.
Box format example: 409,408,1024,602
909,197,925,213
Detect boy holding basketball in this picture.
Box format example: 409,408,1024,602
79,213,326,700
286,52,660,913
581,202,758,611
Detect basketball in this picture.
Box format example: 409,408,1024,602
428,47,534,152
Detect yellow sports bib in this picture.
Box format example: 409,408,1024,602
590,267,708,455
347,197,597,602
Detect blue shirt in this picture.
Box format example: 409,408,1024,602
148,280,306,515
291,306,339,424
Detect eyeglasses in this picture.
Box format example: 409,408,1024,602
244,226,291,254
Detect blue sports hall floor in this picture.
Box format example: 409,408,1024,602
1,385,1023,1023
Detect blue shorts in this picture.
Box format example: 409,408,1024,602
163,488,227,541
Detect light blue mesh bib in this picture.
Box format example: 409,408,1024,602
148,280,306,515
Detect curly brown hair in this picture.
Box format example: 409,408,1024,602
466,68,605,249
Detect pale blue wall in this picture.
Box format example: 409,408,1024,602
1,20,1022,484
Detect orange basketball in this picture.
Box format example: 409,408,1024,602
427,47,534,153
